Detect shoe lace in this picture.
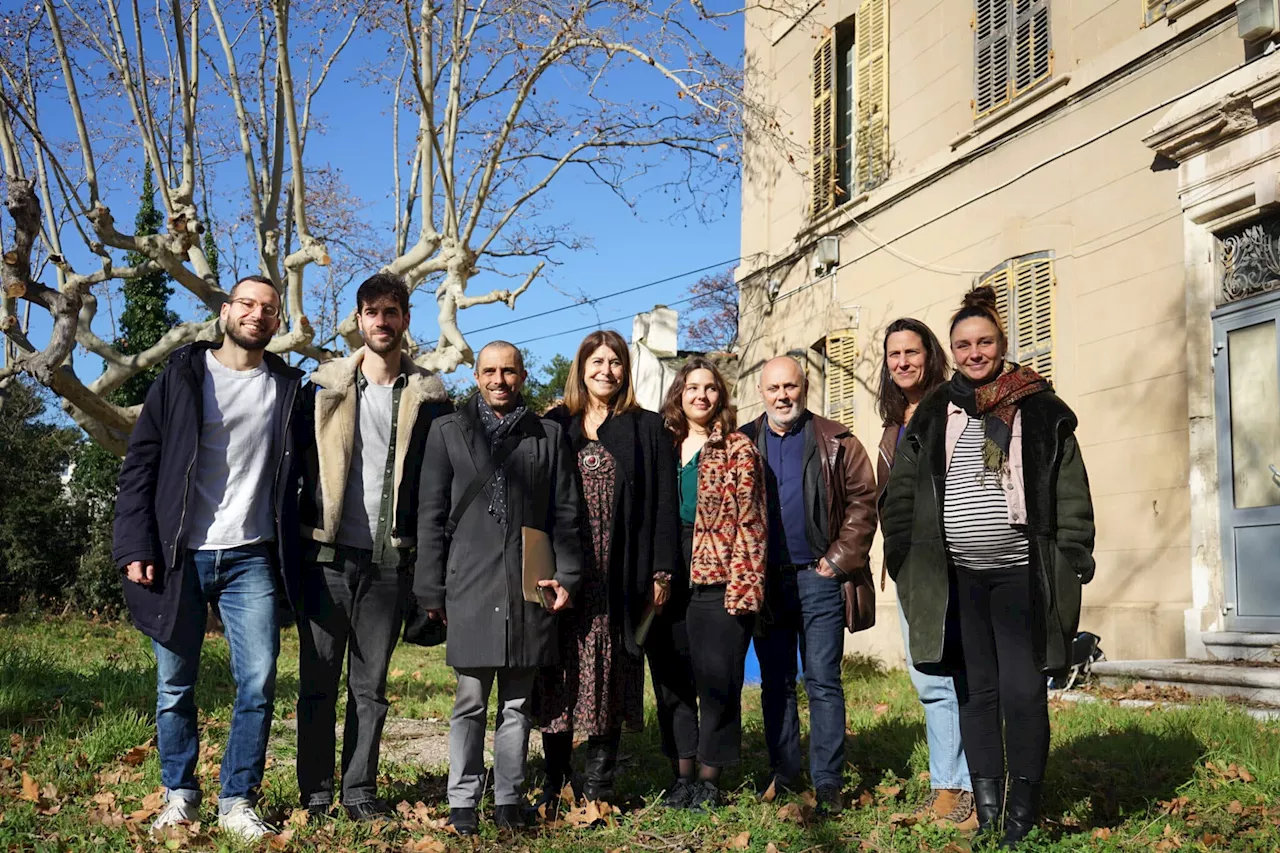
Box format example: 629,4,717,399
228,804,272,833
942,790,975,822
920,789,942,811
156,800,192,823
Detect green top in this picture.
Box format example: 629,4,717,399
678,449,701,526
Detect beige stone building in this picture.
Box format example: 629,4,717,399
736,0,1280,663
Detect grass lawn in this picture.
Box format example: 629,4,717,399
2,614,1279,851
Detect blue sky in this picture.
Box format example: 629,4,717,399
18,6,745,391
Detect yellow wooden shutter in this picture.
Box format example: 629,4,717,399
974,0,1011,117
1012,255,1055,382
855,0,889,192
811,32,837,217
1012,0,1051,99
825,330,858,429
980,262,1013,325
979,255,1055,383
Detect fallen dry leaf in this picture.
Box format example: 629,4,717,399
20,773,38,802
122,741,154,767
887,812,916,827
1228,800,1244,815
759,778,779,803
403,839,446,853
267,827,294,850
873,703,890,717
730,831,750,849
766,844,780,853
40,783,57,801
288,808,309,827
876,783,902,800
141,789,165,811
391,668,405,678
1092,827,1113,840
776,802,808,825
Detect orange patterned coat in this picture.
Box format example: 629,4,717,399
689,425,768,612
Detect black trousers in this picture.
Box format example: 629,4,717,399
954,563,1050,782
296,546,406,806
645,525,699,762
684,521,754,769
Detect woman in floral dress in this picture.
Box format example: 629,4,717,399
536,330,679,805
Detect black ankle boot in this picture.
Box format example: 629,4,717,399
971,777,1005,835
536,732,575,810
1000,777,1041,847
582,732,620,802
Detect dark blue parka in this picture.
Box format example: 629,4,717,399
112,342,306,643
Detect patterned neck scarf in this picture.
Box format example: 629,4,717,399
476,394,528,526
947,361,1050,472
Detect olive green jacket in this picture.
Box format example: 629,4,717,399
881,386,1096,675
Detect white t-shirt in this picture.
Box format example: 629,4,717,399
186,350,279,550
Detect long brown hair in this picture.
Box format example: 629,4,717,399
949,285,1008,356
661,356,736,446
876,318,950,426
562,330,639,416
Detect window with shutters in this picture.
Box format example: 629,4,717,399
824,330,859,429
977,252,1056,382
811,0,889,218
973,0,1051,119
1144,0,1169,24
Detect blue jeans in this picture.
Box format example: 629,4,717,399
756,567,846,789
898,598,970,791
153,546,280,804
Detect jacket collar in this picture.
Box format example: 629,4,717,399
175,340,304,382
308,346,447,402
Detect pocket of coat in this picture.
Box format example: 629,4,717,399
1052,544,1083,629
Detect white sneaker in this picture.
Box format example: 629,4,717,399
151,796,199,832
217,800,275,840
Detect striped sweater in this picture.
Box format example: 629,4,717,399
942,415,1029,570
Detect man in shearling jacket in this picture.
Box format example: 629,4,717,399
294,273,452,821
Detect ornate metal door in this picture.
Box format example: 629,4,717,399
1214,224,1280,630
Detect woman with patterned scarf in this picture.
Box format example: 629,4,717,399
880,286,1096,848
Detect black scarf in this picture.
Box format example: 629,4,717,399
476,395,528,527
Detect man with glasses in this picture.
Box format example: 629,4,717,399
114,275,305,840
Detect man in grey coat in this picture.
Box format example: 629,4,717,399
414,341,583,835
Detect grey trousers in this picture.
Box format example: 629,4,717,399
296,547,405,807
448,667,536,808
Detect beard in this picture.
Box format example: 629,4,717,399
363,327,404,355
226,318,272,351
767,402,804,430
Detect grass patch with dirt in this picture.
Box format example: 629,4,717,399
2,614,1279,851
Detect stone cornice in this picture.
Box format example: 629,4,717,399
1145,52,1280,161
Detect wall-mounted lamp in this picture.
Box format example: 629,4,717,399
813,235,840,276
766,277,782,299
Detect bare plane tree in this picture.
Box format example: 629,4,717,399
0,0,799,455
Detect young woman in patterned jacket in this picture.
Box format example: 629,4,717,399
655,357,767,811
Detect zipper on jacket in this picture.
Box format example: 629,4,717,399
171,351,203,570
273,377,300,517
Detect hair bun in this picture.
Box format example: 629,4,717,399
964,285,1000,313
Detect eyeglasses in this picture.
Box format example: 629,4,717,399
229,297,280,319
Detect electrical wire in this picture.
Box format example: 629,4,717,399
511,282,738,346
422,257,741,348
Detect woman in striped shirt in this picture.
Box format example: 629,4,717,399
881,287,1096,848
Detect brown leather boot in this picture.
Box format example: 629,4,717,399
931,789,978,831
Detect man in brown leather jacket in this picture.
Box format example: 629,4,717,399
740,356,877,816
